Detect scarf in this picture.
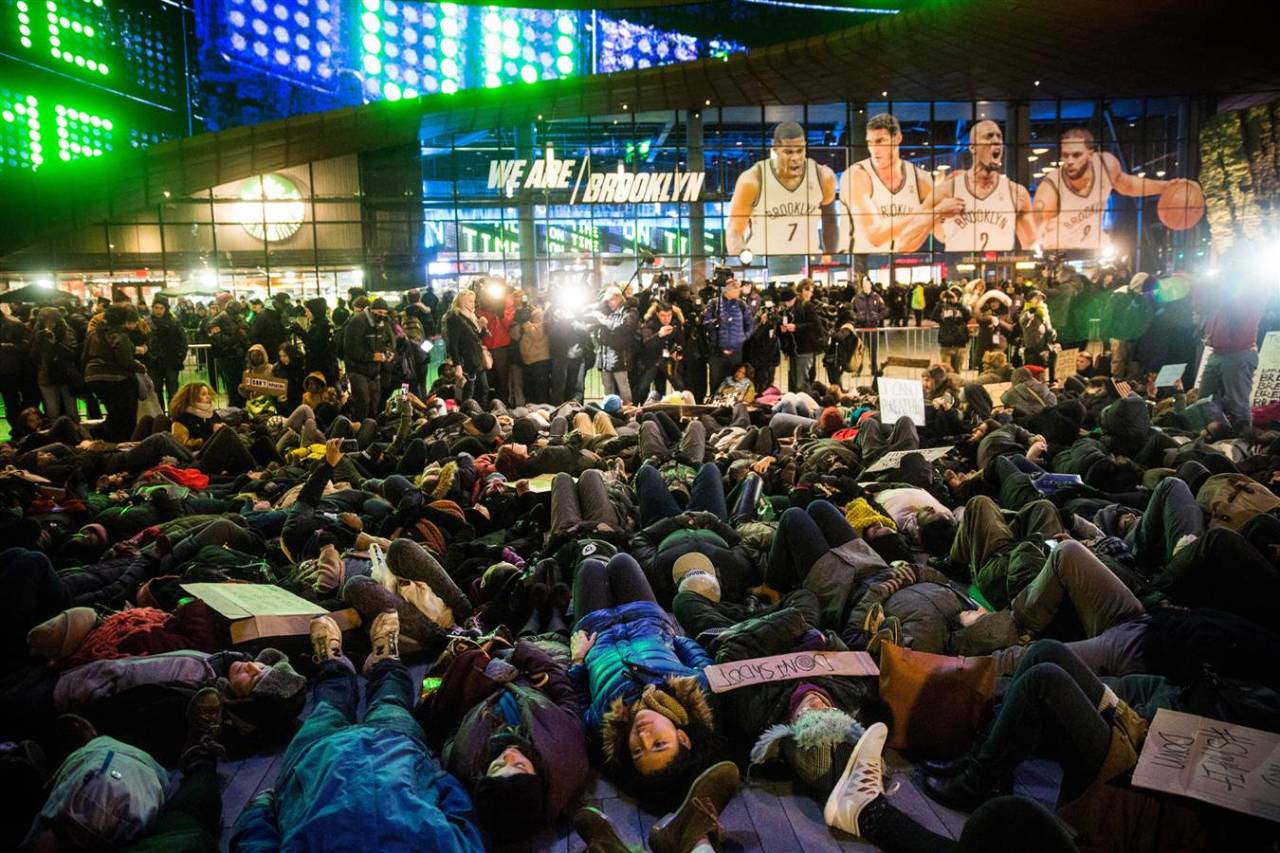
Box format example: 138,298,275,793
457,306,480,330
187,401,214,420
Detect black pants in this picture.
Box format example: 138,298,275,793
197,425,257,475
708,347,742,401
149,367,181,412
571,552,656,620
1158,525,1280,625
87,377,139,442
522,360,551,405
765,500,858,591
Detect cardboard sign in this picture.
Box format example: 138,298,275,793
182,583,359,644
1155,363,1188,387
526,473,557,493
984,382,1012,404
877,377,926,426
1251,331,1280,409
241,372,289,398
864,445,955,474
1132,709,1280,822
1054,347,1080,380
705,651,879,694
1195,345,1213,388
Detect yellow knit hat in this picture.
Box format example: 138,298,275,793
844,498,897,536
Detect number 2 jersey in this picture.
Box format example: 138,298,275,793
745,158,824,256
940,171,1019,252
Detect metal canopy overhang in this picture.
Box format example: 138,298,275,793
2,0,1277,258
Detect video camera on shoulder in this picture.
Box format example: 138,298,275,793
710,265,735,289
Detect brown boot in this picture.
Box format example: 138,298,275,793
648,760,741,853
573,806,640,853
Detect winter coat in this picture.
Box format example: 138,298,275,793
301,301,338,381
478,301,515,350
147,311,189,372
1002,367,1057,418
58,554,159,609
798,538,892,629
933,301,972,347
513,308,552,365
208,309,248,361
711,602,873,742
628,517,758,607
1019,304,1056,354
249,306,288,355
343,310,395,377
636,305,686,371
231,719,483,853
851,292,887,328
787,299,825,355
82,324,145,383
445,310,487,376
594,301,639,372
703,297,754,353
425,642,588,821
570,600,712,733
31,321,80,386
0,314,31,377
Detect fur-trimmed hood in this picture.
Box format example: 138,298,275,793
600,676,713,766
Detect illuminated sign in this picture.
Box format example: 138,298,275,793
238,173,305,241
487,156,705,204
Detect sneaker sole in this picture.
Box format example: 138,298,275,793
822,728,877,832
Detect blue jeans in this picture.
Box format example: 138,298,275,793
1201,348,1257,429
280,659,423,780
635,462,727,526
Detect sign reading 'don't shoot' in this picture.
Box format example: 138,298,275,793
487,154,705,204
705,651,879,693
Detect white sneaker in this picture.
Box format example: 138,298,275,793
823,722,888,836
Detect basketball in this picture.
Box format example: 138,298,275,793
1157,178,1205,230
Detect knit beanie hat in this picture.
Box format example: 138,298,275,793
751,707,864,795
601,394,622,414
818,406,845,435
28,607,98,664
512,416,540,445
672,552,720,603
843,498,897,536
250,651,306,703
472,771,547,840
464,413,500,442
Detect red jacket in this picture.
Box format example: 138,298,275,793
478,301,516,349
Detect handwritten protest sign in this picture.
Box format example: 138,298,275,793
705,651,879,694
877,377,925,426
182,583,359,643
1250,332,1280,410
241,372,288,397
1054,347,1080,380
1132,709,1280,822
864,446,955,474
984,382,1012,405
1155,363,1188,387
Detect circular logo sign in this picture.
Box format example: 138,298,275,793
239,174,305,242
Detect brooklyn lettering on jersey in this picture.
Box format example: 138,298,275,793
1059,203,1105,233
762,200,819,217
951,210,1011,230
877,202,917,218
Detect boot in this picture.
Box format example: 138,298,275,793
921,760,1010,812
364,609,401,672
182,687,226,766
573,807,640,853
386,539,473,621
310,614,344,663
648,760,740,853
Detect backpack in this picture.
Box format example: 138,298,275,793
36,737,168,847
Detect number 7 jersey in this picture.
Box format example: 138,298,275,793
745,158,824,256
940,171,1019,252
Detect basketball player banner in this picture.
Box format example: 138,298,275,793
705,651,878,694
1250,332,1280,410
1131,709,1280,822
726,114,1204,259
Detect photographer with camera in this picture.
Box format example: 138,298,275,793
634,301,686,404
702,271,755,400
778,279,823,393
343,297,396,420
591,285,639,404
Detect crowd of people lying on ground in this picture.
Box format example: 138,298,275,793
2,279,1280,852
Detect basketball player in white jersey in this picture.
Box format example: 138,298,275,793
839,112,965,254
933,120,1037,252
726,121,839,258
1035,127,1182,250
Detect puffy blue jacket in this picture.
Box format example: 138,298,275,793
231,725,483,853
570,600,712,733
